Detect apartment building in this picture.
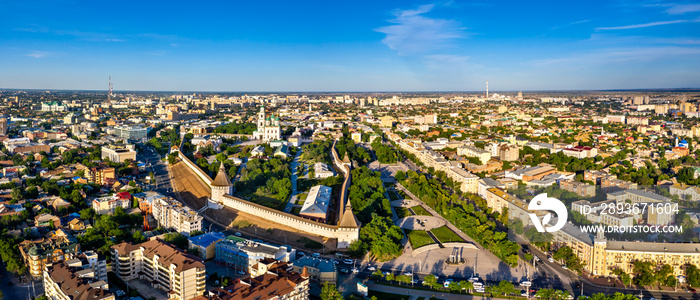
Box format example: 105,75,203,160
92,193,131,215
446,167,479,194
85,166,116,186
196,260,309,300
101,144,137,163
112,239,206,300
19,230,82,280
152,196,203,236
3,137,51,154
110,125,148,142
505,165,556,181
600,177,637,191
457,145,491,165
562,146,598,159
584,170,611,185
559,180,596,197
43,262,113,300
670,183,700,201
571,200,635,227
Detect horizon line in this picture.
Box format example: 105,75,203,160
2,87,700,94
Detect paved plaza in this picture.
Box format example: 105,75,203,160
395,215,445,230
391,199,420,208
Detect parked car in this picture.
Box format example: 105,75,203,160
443,279,454,288
340,269,349,274
521,290,528,297
313,253,321,258
404,272,413,276
234,232,242,237
548,256,554,263
367,266,376,271
351,268,359,274
237,270,245,275
343,259,353,265
561,264,568,270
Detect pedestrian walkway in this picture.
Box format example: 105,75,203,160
284,149,303,213
396,183,481,250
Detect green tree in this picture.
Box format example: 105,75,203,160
320,283,343,300
686,264,700,287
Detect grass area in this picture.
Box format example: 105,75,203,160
430,226,465,243
405,229,435,249
388,191,401,200
395,207,412,219
297,237,323,249
250,194,286,210
232,220,252,229
411,205,432,216
298,192,308,201
368,290,410,300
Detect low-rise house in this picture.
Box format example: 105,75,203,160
188,232,226,260
313,162,335,178
299,185,331,223
292,256,337,283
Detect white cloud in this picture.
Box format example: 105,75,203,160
25,51,52,58
596,20,688,30
665,4,700,15
375,4,466,55
532,46,700,67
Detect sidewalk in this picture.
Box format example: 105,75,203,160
284,149,303,213
364,281,514,300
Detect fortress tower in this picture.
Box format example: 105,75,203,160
211,162,233,202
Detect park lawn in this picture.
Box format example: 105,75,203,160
411,205,432,216
430,226,465,243
395,207,412,219
250,194,286,210
369,290,410,300
388,191,401,200
405,229,435,249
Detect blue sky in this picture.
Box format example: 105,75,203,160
1,0,699,91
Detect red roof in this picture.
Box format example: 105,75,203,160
116,191,131,200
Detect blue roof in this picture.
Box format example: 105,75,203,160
189,232,226,248
294,256,336,273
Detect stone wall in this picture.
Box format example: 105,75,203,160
178,151,213,188
220,195,359,247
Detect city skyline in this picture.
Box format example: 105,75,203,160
1,0,700,91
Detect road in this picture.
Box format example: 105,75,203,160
138,146,176,198
0,263,44,300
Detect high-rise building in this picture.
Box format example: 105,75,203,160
43,262,113,300
0,118,7,135
152,196,203,236
112,239,206,300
